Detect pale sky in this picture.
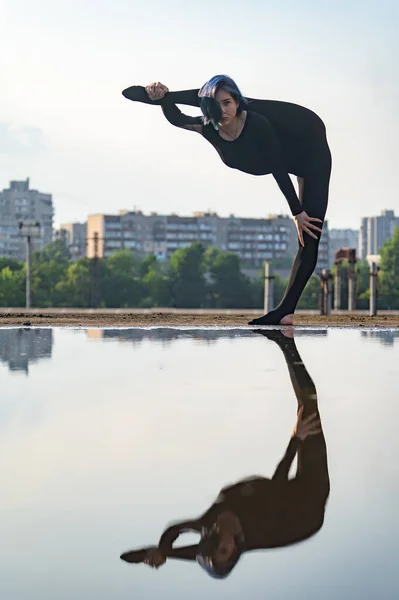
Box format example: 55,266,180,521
1,0,398,229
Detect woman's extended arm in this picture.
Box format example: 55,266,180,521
161,95,202,132
122,83,202,132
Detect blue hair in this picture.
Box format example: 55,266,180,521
195,524,243,579
198,75,248,130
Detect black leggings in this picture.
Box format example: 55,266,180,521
271,156,331,322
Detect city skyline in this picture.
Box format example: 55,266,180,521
2,1,398,231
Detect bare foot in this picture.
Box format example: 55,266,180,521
279,314,294,326
281,326,294,338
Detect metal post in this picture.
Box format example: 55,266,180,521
369,262,378,316
26,235,31,308
263,263,274,313
348,261,355,311
90,232,100,308
319,273,325,315
326,269,332,315
321,269,331,315
18,221,41,309
334,262,341,310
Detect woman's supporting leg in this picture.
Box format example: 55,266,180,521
249,157,331,326
258,329,330,494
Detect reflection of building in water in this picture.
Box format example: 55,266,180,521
86,328,327,347
0,329,53,374
361,330,399,346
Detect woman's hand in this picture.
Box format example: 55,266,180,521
293,406,322,441
145,82,169,101
294,211,323,247
143,547,166,569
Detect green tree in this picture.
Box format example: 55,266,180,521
102,249,141,307
297,276,320,309
355,260,371,309
0,257,24,272
139,254,157,278
31,239,71,306
379,226,399,309
0,267,26,306
141,266,171,307
273,273,288,307
204,247,253,308
55,258,92,307
169,243,206,308
36,239,71,266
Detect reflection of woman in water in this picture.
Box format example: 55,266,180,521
122,77,332,326
120,330,330,578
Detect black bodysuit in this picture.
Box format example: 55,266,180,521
122,86,332,324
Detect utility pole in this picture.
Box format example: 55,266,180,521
263,263,274,313
320,269,332,315
369,262,379,316
18,221,41,308
86,231,102,308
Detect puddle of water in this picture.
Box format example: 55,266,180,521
0,327,398,599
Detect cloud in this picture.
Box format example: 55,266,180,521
0,123,46,156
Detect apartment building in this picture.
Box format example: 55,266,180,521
0,178,53,260
58,222,87,259
359,210,399,260
86,210,300,267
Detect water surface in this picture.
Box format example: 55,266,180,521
0,327,398,599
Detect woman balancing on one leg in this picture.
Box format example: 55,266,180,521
122,76,332,326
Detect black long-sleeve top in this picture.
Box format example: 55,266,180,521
122,86,331,217
161,98,303,216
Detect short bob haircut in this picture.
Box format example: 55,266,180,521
198,75,248,130
196,524,244,579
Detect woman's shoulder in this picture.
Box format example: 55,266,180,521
246,109,272,126
218,476,271,498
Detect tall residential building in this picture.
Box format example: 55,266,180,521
358,210,399,259
58,222,87,259
316,221,329,273
86,210,300,268
0,178,54,260
0,329,53,374
328,228,359,266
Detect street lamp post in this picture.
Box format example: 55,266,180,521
18,221,41,308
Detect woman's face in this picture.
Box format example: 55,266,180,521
215,89,239,126
213,533,236,565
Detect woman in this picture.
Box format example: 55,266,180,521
119,329,330,578
122,76,332,325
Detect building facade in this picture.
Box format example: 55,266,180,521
86,211,301,267
316,222,329,273
358,210,399,259
86,209,330,276
0,178,53,260
58,222,87,259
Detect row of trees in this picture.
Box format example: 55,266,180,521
1,227,399,309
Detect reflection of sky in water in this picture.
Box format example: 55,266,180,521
0,328,398,599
